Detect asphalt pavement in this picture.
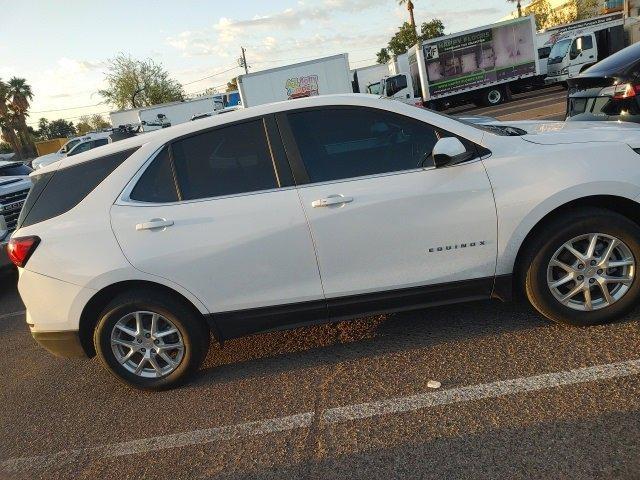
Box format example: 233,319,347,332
2,87,639,480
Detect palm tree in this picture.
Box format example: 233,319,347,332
508,0,523,17
7,77,35,158
0,80,22,159
398,0,417,37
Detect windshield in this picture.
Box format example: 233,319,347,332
0,162,32,176
548,39,572,64
61,138,81,153
367,82,382,95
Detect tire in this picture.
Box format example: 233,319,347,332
482,87,504,107
94,290,210,390
522,208,640,326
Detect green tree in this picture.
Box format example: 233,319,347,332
388,22,419,56
376,48,391,64
43,119,76,139
6,77,35,158
0,141,12,154
0,79,22,160
398,0,417,37
99,54,184,110
386,19,445,57
226,77,238,93
420,19,444,40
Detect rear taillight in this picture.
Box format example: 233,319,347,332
599,83,640,99
6,236,40,268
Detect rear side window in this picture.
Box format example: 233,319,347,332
287,107,439,183
95,138,109,147
130,147,178,203
18,147,139,228
171,120,277,200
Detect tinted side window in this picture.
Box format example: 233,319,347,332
94,138,109,147
582,35,593,50
288,108,439,183
172,120,277,200
130,147,179,203
18,147,139,228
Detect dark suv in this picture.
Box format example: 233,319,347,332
566,42,640,123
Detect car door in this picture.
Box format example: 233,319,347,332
110,117,325,335
278,106,497,316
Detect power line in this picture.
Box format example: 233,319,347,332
181,65,240,86
27,111,111,126
30,102,103,114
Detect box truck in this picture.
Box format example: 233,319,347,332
377,16,541,109
544,13,625,85
351,63,389,93
237,54,353,108
109,94,226,132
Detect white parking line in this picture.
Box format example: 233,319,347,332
0,310,25,320
3,359,639,473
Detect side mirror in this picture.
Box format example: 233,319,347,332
60,146,67,154
432,137,467,168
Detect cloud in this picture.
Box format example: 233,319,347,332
167,0,389,57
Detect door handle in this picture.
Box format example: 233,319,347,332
135,218,174,231
311,195,353,208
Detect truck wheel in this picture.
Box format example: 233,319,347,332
482,87,504,106
522,208,640,326
94,290,210,390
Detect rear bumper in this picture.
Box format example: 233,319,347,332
31,330,85,358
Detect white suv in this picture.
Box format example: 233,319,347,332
10,95,640,389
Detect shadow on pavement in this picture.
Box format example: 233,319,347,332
192,299,550,387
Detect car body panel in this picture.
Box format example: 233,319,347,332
110,188,325,313
296,160,497,298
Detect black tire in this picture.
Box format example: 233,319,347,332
481,87,504,107
94,290,209,390
522,208,640,326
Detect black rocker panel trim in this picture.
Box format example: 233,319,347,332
210,277,493,340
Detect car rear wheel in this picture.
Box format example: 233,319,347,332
523,208,640,326
94,290,209,390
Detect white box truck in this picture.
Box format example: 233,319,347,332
377,16,541,109
351,63,389,94
544,13,625,85
237,54,353,108
109,94,226,132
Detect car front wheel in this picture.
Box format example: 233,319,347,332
523,208,640,326
94,290,209,390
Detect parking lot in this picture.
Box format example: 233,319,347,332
2,87,639,480
446,85,568,121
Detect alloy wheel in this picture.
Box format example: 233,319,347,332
110,311,185,378
547,233,635,311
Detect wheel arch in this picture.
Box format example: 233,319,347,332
509,194,640,297
79,280,218,357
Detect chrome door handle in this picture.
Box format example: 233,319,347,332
311,195,353,208
135,218,174,231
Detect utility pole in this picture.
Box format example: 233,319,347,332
239,47,249,74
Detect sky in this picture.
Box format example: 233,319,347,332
0,0,515,127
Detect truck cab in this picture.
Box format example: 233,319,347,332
380,74,417,105
546,33,598,83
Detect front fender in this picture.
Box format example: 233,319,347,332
496,182,640,275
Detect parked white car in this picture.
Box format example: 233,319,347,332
10,94,640,389
31,132,111,170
